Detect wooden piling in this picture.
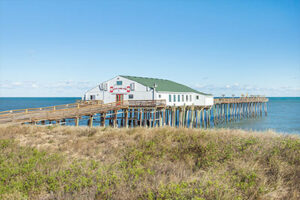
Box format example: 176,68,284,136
113,110,117,128
264,103,267,116
125,109,128,128
172,107,175,127
88,115,93,127
75,117,79,127
190,105,195,128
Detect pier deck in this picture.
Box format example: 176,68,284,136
0,97,268,128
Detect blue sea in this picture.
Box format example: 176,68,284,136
0,97,299,134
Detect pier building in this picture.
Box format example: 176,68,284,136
83,75,214,106
0,76,268,128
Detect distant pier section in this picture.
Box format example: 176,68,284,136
0,96,268,128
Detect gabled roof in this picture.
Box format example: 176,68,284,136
120,75,212,96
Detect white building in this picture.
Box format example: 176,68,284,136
83,75,213,106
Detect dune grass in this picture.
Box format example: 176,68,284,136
0,125,299,200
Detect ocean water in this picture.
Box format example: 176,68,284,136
216,97,300,134
0,97,81,111
0,97,299,134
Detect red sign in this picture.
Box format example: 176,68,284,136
109,86,131,93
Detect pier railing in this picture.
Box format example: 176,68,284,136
0,98,269,127
0,100,103,116
126,100,166,107
0,100,168,124
0,100,165,116
214,97,268,104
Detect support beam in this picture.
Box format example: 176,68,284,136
190,105,195,128
172,107,176,127
75,117,79,127
153,108,157,127
202,109,205,128
113,110,117,128
88,115,93,127
185,108,189,128
139,109,143,127
125,109,129,128
197,108,201,128
162,109,166,126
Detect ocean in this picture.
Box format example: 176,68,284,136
0,97,299,134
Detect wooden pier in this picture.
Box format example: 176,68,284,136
0,97,268,128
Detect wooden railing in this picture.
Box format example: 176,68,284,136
0,100,167,124
126,100,166,107
214,97,268,104
0,100,103,116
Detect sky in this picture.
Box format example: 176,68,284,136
0,0,299,97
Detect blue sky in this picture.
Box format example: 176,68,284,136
0,0,299,97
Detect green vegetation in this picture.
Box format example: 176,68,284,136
0,125,299,199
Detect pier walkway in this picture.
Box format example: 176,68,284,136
0,97,268,128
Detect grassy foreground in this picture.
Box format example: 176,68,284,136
0,125,299,200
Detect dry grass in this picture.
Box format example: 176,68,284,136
0,125,299,200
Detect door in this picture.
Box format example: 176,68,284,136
116,94,124,105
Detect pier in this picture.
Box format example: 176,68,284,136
0,97,268,128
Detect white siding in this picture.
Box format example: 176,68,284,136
156,92,213,106
84,76,214,106
84,76,153,103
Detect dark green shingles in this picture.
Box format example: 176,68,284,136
120,75,211,96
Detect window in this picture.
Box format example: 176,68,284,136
158,94,161,98
196,95,199,100
90,95,95,100
190,95,192,101
178,95,180,102
182,95,184,102
117,81,122,85
169,95,172,102
130,83,135,91
186,95,188,101
173,95,176,102
129,94,134,99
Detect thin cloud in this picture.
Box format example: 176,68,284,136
194,83,300,97
0,80,99,97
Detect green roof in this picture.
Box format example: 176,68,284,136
120,75,211,96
